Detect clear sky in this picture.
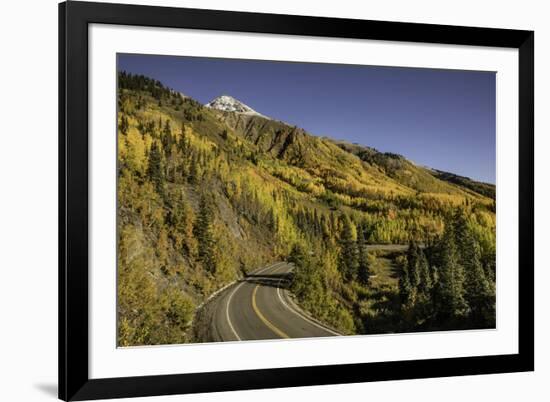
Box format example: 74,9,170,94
118,53,496,184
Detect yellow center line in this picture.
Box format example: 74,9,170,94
251,284,290,339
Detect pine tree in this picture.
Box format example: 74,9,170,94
462,230,495,326
399,263,414,307
399,242,421,307
406,241,421,289
162,120,173,156
434,224,467,320
166,144,179,183
357,227,371,286
289,243,319,302
289,243,306,268
188,153,199,185
452,210,495,325
483,251,496,282
147,141,164,194
417,250,432,298
193,195,216,273
338,216,359,281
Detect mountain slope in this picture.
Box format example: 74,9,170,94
333,140,495,200
215,109,494,204
430,169,495,199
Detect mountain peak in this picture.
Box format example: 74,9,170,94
205,95,268,118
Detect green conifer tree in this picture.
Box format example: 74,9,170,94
357,227,371,286
399,263,414,307
338,216,359,281
462,230,495,326
147,141,164,194
188,153,199,185
417,249,432,298
289,243,306,268
407,241,421,290
434,224,468,321
193,195,216,273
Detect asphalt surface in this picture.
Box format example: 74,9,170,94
364,244,409,251
209,262,341,341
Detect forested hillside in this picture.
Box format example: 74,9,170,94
117,72,496,346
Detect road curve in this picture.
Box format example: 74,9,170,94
208,262,340,342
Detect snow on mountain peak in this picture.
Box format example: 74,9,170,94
205,95,268,118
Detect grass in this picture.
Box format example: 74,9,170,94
368,250,401,288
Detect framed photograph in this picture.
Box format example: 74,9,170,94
59,1,534,400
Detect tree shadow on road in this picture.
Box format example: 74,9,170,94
244,273,292,290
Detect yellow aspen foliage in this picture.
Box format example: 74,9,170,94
118,133,128,162
124,126,147,176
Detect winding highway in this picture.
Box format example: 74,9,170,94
207,262,341,342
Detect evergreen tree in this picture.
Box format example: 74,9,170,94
461,229,495,326
193,195,216,273
417,250,432,298
289,244,320,303
188,153,199,185
399,262,414,307
289,243,307,268
338,216,359,281
147,141,164,194
187,153,199,185
399,242,422,307
483,251,496,282
162,120,173,155
452,210,495,325
357,227,371,286
433,225,468,321
406,241,421,289
452,210,470,257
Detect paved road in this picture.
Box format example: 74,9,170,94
208,262,341,342
364,244,409,252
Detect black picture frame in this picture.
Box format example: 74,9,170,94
59,1,534,400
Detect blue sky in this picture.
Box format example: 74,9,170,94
118,53,496,184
